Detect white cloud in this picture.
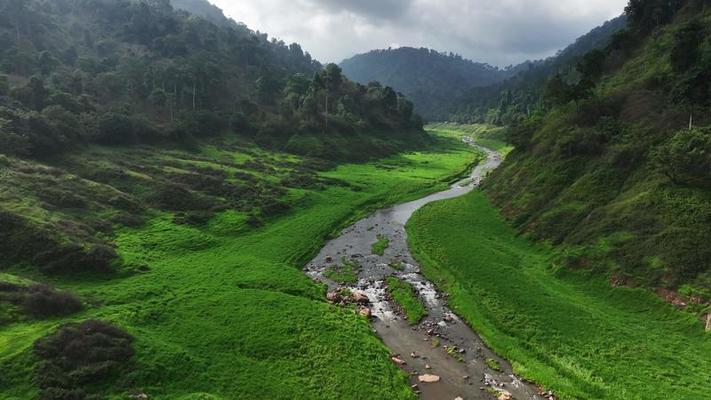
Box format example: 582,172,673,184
209,0,628,66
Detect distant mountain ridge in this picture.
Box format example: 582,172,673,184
340,16,627,122
340,47,521,120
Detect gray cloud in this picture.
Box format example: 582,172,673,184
210,0,628,66
307,0,414,20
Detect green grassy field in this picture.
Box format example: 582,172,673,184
0,129,478,399
407,191,711,399
385,277,427,325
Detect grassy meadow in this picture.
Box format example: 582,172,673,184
407,190,711,399
0,129,478,399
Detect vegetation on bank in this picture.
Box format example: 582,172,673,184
407,190,711,399
385,277,427,325
485,0,711,299
0,130,478,399
371,235,390,256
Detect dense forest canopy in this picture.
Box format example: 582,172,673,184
0,0,424,161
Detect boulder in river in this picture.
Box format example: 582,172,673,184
326,291,341,303
350,291,369,304
391,356,406,365
418,374,441,383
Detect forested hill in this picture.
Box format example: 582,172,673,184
484,0,711,305
0,0,425,161
449,15,628,124
340,47,521,121
170,0,239,28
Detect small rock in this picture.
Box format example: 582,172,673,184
326,291,341,303
497,392,512,400
325,256,333,263
350,291,370,304
391,356,406,365
417,374,441,383
455,397,464,400
410,352,419,359
358,307,372,318
425,364,431,370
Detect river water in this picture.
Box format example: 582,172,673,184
304,138,542,400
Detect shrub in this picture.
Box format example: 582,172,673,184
22,284,83,318
651,127,711,187
34,243,118,274
34,320,134,400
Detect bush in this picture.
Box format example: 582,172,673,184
34,320,134,400
34,243,118,274
94,113,136,145
22,284,83,318
651,127,711,187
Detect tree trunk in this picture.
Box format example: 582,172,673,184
192,81,196,111
324,94,329,133
706,313,711,332
689,112,693,130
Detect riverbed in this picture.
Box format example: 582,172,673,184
304,138,541,400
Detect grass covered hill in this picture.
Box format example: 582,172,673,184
484,0,711,303
0,0,425,161
340,47,521,121
407,189,711,399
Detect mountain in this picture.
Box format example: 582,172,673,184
449,15,628,124
483,0,710,302
340,47,521,121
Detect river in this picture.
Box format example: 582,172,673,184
305,138,542,400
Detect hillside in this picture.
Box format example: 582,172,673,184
0,0,425,162
450,15,628,124
340,47,519,121
484,0,710,305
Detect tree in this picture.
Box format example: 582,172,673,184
652,127,711,187
544,73,573,105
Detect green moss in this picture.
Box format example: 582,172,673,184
385,277,427,324
324,258,362,284
372,235,390,256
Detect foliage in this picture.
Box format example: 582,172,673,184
385,277,427,325
371,235,390,256
0,0,423,161
651,127,711,187
33,320,134,400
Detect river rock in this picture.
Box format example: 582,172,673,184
418,374,441,383
326,291,341,303
391,356,406,365
358,307,372,318
350,291,369,304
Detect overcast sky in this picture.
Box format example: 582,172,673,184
209,0,628,67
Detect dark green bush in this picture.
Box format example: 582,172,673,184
22,284,83,318
34,320,134,400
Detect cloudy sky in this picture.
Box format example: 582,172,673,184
209,0,628,67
